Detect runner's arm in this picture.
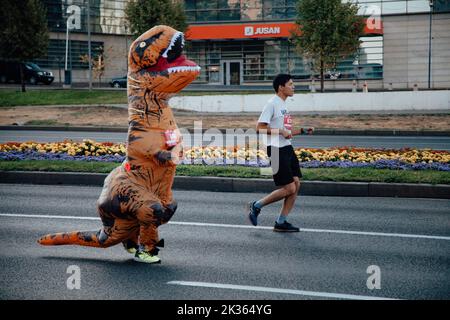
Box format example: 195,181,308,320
291,127,315,136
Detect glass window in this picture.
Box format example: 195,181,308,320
34,39,104,70
208,52,221,65
286,0,297,19
196,0,219,21
262,0,293,20
43,0,129,35
357,2,382,17
43,0,65,31
218,0,241,21
241,0,263,21
185,0,197,21
185,36,384,83
271,0,287,19
433,0,450,12
335,36,383,80
264,40,282,77
408,0,432,13
185,0,196,10
245,54,263,80
186,0,417,22
382,1,407,14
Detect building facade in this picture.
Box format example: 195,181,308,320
37,0,450,89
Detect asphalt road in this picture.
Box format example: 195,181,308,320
0,183,449,300
1,129,450,150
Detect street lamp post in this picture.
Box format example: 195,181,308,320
56,23,62,86
64,17,71,88
64,5,81,89
87,0,92,91
428,0,434,89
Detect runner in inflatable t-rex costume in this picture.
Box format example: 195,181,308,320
37,25,200,264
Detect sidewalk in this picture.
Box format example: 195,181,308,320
1,171,449,199
1,104,449,134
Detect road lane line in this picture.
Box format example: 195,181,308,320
168,221,450,240
292,227,450,241
167,281,398,300
1,213,449,241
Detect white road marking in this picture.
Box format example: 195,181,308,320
1,213,449,241
167,281,398,300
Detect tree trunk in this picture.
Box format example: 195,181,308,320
20,63,26,93
320,58,324,93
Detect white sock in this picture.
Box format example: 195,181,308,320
276,215,287,224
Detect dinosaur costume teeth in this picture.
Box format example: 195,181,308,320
37,25,200,262
162,31,183,58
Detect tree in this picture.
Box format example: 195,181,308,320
291,0,365,92
81,53,105,87
125,0,188,38
80,45,123,87
0,0,49,92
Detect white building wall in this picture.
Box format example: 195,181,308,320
169,90,450,113
383,13,450,89
48,32,131,84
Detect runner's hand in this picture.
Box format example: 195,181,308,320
280,129,292,139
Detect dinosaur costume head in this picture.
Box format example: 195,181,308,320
128,25,200,94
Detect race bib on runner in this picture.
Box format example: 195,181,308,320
284,114,293,131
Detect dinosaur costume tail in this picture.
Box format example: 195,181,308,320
38,230,105,247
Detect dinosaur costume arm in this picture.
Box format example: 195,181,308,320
126,123,183,167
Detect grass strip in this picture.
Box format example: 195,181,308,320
0,90,127,106
1,160,449,184
0,89,281,107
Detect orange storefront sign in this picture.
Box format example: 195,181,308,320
186,20,382,40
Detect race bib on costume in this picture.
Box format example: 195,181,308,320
164,129,179,147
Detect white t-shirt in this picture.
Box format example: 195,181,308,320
258,95,292,148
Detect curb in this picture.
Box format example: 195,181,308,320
1,125,449,136
1,171,449,199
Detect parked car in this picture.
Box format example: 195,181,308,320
109,75,127,88
0,61,54,85
324,70,342,80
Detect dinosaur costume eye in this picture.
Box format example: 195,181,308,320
139,42,146,48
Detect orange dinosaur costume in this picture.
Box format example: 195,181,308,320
38,25,200,264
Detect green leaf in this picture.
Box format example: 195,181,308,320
124,0,188,37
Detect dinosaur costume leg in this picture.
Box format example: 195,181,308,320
38,169,138,247
38,167,172,253
38,195,167,253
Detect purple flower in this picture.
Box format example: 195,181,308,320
2,151,449,171
0,151,124,163
298,159,450,171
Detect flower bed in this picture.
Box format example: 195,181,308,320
1,140,449,171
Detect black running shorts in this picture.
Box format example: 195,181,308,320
267,145,302,186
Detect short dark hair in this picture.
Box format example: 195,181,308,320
273,74,292,93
